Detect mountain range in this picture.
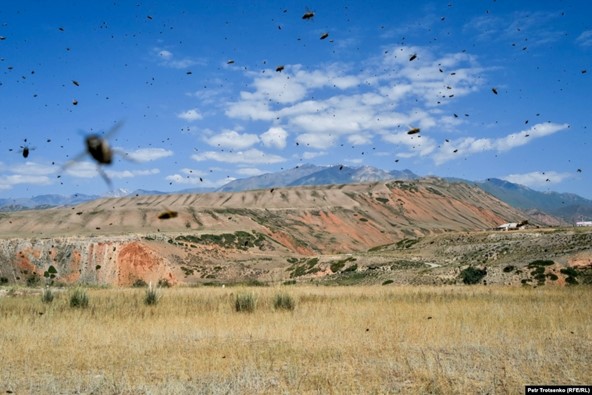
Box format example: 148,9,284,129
1,164,591,223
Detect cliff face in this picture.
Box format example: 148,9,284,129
0,237,176,286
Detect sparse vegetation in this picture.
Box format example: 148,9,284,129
234,292,256,312
132,279,148,288
382,279,394,285
41,287,54,303
144,284,160,306
273,293,295,311
69,287,89,308
0,286,590,393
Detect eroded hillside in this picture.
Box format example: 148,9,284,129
0,179,553,286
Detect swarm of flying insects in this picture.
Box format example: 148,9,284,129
62,121,132,189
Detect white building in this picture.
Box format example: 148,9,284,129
576,221,592,227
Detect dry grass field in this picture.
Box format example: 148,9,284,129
1,285,590,394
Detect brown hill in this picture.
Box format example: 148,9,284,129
0,178,553,286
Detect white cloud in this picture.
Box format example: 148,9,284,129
295,134,337,149
192,149,285,164
432,122,569,164
236,167,265,176
10,162,57,176
152,47,204,69
0,174,52,189
63,161,98,179
301,151,326,160
577,30,592,47
260,127,288,149
503,171,573,188
106,168,160,179
205,130,260,149
165,174,232,188
127,148,173,162
177,109,203,122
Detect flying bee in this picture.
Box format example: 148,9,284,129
275,65,285,72
302,11,315,20
9,138,36,158
62,121,131,188
158,210,178,220
407,126,420,135
320,32,329,40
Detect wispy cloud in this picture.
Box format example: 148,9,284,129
127,148,173,162
192,149,285,164
502,171,573,187
152,47,205,69
0,161,56,189
576,30,592,47
106,168,160,179
431,122,569,164
177,108,203,122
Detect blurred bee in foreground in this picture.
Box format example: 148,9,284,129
158,210,178,220
62,121,131,188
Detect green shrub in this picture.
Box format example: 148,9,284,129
565,276,579,285
132,279,148,288
273,293,295,311
382,279,394,285
144,285,160,306
560,267,579,277
235,292,256,313
26,274,40,287
459,266,487,285
41,288,54,304
528,260,554,268
69,287,89,308
282,280,296,285
158,278,171,288
330,261,346,273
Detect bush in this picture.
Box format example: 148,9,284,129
273,293,295,311
235,292,256,313
69,287,89,308
132,279,148,288
144,284,160,306
382,279,394,285
41,288,54,304
459,266,487,285
158,278,171,288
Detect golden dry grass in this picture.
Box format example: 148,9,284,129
0,285,590,394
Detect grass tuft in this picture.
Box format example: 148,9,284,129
144,284,161,306
69,287,89,308
41,287,54,304
273,292,295,311
234,292,256,313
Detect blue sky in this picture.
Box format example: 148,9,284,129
1,1,591,199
